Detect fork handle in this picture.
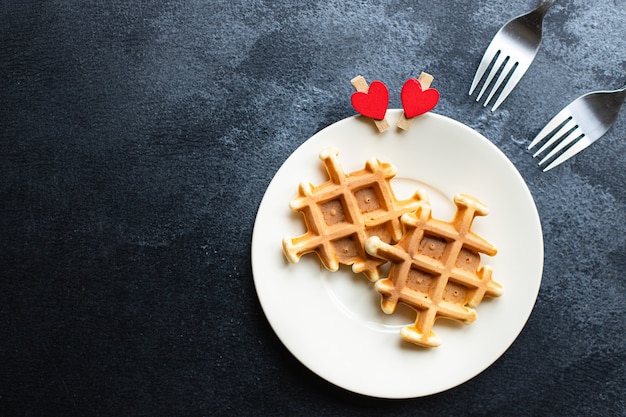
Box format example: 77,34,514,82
606,85,626,103
615,86,626,103
536,0,555,14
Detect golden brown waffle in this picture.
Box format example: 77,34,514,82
365,193,503,347
282,147,424,281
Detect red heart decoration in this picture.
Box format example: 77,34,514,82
401,78,440,118
351,80,389,120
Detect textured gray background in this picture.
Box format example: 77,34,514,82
1,0,625,415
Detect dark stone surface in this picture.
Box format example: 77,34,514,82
1,1,624,415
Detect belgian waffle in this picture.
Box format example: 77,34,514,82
365,193,503,347
282,147,424,281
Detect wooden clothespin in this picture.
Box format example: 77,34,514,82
397,72,436,130
350,75,390,133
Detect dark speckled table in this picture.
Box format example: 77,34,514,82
1,1,624,415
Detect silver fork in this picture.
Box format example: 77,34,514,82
469,0,554,111
527,86,626,172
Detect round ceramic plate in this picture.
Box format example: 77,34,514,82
251,110,543,398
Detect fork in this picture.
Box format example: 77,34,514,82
527,86,626,172
469,0,554,111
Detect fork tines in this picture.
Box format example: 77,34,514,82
527,108,590,172
469,48,531,112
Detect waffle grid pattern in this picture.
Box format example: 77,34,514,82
366,194,503,347
282,147,423,281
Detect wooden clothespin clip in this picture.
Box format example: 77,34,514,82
350,75,390,133
397,72,438,130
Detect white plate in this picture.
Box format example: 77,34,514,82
251,110,543,398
